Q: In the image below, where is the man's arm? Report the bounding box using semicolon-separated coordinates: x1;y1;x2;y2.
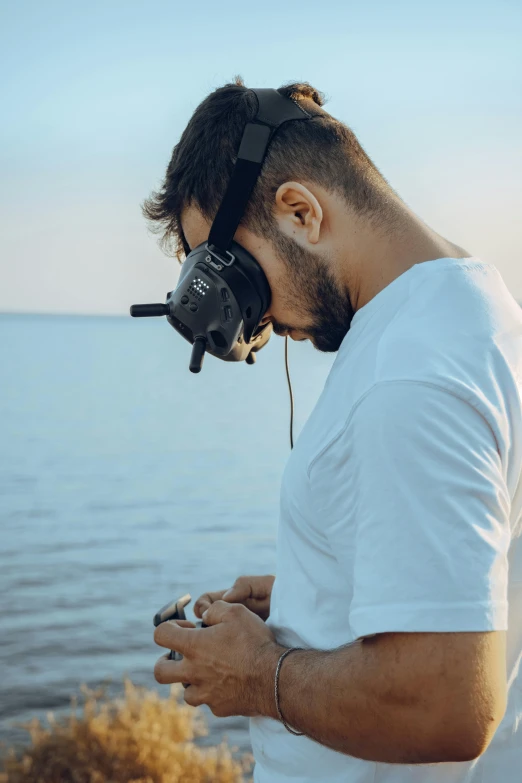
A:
154;601;507;763
257;629;507;764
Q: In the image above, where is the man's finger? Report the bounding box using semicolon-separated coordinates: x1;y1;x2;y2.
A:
154;620;196;653
183;685;205;708
193;590;228;617
202;599;245;626
225;576;270;602
222;580;252;602
166;619;197;628
154;653;192;685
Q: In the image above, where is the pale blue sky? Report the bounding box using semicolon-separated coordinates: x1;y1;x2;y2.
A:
1;0;521;314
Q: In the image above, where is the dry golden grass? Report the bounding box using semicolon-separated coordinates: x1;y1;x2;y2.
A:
0;679;253;783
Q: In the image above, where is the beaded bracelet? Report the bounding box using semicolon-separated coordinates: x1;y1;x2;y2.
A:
274;647;304;736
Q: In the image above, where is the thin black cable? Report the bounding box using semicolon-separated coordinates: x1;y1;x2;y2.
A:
284;336;294;450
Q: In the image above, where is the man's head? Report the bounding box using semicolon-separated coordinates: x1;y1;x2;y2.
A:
143;78;403;352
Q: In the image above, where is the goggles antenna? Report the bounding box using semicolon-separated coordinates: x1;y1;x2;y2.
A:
189;337;207;374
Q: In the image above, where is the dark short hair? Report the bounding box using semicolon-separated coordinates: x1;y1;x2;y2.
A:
143;76;400;262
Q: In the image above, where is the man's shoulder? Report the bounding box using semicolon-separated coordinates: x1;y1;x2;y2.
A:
322;259;522;454
373;258;521;389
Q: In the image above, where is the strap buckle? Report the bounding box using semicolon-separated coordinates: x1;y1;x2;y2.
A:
205;243;235;268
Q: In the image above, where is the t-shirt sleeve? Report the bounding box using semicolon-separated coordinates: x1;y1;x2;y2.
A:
308;381;511;640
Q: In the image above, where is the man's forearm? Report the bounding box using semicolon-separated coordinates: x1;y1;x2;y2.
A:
255;634;475;765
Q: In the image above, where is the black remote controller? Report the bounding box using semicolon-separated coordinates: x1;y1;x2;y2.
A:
153;593;207;688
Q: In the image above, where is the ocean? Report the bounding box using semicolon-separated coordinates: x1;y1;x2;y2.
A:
0;313;334;758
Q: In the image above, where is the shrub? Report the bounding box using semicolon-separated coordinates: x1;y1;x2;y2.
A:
0;679;253;782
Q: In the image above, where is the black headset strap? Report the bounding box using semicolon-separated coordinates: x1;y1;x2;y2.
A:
207;88;312;256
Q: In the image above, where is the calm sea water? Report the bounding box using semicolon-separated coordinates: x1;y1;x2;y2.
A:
0;313;334;757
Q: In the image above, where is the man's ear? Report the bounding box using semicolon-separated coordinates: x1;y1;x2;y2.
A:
274;181;323;244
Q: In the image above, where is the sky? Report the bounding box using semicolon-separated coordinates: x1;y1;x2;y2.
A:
0;0;521;314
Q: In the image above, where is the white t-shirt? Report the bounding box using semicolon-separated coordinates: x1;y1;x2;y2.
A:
249;256;522;783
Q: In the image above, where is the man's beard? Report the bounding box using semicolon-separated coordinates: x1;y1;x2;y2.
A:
269;229;355;352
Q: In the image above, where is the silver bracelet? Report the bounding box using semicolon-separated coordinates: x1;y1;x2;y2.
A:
274;647;304;736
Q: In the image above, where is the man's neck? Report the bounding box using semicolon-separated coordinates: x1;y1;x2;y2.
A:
338;205;471;313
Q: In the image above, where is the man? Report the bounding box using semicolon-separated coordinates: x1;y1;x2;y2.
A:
149;79;522;782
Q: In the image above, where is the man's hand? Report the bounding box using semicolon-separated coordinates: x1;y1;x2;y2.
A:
153;600;282;718
193;574;275;621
